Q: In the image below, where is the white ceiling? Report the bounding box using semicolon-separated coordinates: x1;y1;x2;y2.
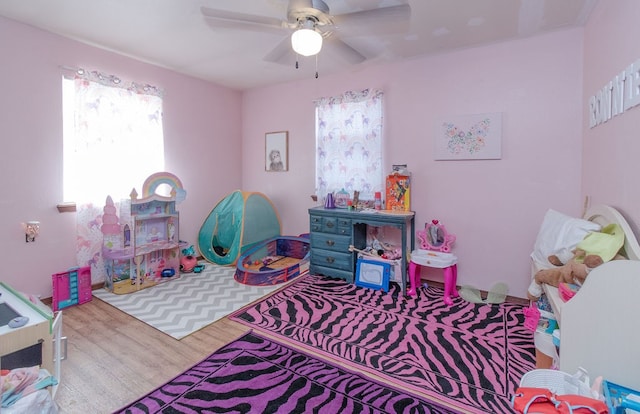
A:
0;0;598;90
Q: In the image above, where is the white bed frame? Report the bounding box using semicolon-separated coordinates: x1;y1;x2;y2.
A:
540;205;640;390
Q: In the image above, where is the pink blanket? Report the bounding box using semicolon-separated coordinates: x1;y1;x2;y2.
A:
1;366;57;407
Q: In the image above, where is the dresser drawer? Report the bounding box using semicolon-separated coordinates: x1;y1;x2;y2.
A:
309;215;322;232
310;215;352;234
310;249;353;272
310;233;351;253
336;217;352;235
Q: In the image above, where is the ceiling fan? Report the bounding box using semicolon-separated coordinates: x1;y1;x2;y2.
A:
200;0;411;67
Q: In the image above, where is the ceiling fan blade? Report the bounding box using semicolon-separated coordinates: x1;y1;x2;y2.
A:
263;35;366;66
325;36;366;64
203;19;287;36
263;36;296;65
201;6;288;31
331;4;411;36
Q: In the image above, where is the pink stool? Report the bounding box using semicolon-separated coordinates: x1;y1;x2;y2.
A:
407;250;458;306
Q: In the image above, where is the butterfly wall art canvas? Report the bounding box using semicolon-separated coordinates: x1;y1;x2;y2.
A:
435;112;502;160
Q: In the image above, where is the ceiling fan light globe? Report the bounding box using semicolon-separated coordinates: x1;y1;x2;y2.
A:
291;29;323;56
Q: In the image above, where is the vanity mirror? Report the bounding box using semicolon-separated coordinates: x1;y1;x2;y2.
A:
417;220;456;252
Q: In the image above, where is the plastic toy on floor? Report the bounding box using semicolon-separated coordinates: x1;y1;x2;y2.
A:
180;245;198;273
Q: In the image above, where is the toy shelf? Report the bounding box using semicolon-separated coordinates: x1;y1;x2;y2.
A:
102;247;135;260
103;240;181;260
52;266;92;311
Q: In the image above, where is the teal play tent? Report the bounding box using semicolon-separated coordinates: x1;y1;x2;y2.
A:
198;191;281;266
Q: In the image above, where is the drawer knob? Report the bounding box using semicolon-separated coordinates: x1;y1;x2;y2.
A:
326;221;334;228
325;240;335;246
325;257;335;264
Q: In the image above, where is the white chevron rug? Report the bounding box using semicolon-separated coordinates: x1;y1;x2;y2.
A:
92;263;285;339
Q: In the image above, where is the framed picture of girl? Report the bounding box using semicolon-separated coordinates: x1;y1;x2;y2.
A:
265;131;288;172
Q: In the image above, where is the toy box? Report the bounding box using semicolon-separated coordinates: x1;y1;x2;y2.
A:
385;173;410;211
603;380;640;414
356;254;401;284
52;266;92;311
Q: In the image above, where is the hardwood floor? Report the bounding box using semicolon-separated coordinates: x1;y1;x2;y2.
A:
55;298;248;413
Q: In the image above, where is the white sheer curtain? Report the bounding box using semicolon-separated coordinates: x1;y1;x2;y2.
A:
63;70;164;281
314;88;383;201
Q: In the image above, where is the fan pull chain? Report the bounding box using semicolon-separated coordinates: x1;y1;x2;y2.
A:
293;53;319;79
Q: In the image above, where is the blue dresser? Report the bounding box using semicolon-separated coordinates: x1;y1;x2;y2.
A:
308;207;415;293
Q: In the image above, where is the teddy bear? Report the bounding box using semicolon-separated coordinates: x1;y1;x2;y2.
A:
527;223;625;301
527;249;605;301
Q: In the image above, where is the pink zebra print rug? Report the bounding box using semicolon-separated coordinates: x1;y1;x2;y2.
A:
115;331;461;413
231;275;536;413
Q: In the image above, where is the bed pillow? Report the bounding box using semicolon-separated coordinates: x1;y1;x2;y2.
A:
531;209;601;267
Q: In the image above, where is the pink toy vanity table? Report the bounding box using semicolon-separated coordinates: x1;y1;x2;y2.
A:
408;220;458;305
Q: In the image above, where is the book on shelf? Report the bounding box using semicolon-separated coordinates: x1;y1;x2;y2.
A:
535;294;557;333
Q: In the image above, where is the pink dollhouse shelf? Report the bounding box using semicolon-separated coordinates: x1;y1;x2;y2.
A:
52;266;92;311
102;247;135;260
103;241;181;260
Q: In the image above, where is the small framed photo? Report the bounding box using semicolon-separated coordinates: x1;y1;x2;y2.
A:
265;131;288;172
355;258;391;291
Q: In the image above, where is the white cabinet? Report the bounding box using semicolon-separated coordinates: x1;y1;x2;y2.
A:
545;260;640;392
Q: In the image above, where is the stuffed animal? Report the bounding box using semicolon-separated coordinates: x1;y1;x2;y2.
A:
527;223;625;301
527;249;603;301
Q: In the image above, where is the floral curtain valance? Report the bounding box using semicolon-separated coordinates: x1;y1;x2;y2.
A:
72;68;164;97
314;88;383;107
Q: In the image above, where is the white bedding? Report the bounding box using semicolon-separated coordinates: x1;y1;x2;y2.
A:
531;208;601;267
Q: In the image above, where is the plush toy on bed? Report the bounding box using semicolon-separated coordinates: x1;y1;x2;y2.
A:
527;223;625;301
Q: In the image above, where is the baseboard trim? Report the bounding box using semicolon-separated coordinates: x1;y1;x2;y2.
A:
41;273;528;307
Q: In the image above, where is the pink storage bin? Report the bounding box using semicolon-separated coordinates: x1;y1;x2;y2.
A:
52;266;92;311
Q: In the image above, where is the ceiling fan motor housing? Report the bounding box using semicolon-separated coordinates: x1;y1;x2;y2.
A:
288;0;333;28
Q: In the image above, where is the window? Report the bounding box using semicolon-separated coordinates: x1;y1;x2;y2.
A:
63;70;165;280
62;71;164;204
314;89;383;201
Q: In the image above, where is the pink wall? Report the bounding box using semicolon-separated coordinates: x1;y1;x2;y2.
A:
582;0;640;233
6;3;633;301
242;29;585;298
0;16;242;298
